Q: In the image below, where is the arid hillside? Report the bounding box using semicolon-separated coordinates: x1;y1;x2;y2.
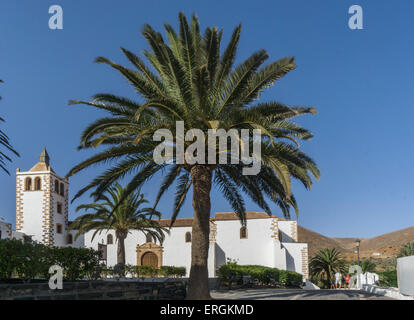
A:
298;225;414;261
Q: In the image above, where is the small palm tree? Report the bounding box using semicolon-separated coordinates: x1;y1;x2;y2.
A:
0;80;19;174
398;242;414;258
66;13;320;299
359;260;376;274
309;248;346;288
68;183;168;264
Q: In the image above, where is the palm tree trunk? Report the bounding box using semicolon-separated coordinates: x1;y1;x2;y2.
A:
187;165;212;300
116;230;127;265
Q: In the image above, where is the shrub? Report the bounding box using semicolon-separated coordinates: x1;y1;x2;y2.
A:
159;266;186;278
0;239;25;280
135;265;157;278
0;239;102;282
279;270;303;287
50;246;102;281
217;263;301;287
378;269;398;288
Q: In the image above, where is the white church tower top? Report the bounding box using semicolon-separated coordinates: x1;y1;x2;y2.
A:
16;148;69;246
27;147;53;172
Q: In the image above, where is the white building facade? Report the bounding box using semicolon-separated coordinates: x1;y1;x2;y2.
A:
12;150;309;279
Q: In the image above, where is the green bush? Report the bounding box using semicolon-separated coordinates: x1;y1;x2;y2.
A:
217;263;301;287
159;266;186;278
0;239;25;280
0;239;101;282
279;270;303;287
378;269;398;288
135;265;157;278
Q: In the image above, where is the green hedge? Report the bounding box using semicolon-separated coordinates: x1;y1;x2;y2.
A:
217;264;302;287
159;266;186;278
278;270;303;287
0;239;102;282
378;269;398;288
0;239;186;282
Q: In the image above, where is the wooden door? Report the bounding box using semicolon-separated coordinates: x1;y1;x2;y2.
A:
141;252;158;268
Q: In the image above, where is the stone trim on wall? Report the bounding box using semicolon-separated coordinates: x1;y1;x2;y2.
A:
15;174;24;231
291;220;298;242
270;217;280;241
301;246;309;279
209;221;217;242
64;182;69;228
41;174;53;246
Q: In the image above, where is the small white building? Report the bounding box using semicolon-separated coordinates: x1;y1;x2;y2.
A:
0;220;12;240
12;149;309;279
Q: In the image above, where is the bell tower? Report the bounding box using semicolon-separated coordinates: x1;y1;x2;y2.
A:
16;148;69;246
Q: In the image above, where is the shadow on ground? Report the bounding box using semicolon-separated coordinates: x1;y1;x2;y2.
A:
211;288;394;300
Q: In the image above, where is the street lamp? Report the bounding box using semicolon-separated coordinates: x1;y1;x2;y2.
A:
355;239;361;267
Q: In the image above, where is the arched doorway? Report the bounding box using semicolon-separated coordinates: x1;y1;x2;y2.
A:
141;252;158;268
136;242;163;268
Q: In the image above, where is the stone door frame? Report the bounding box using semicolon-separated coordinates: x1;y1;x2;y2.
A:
136;242;163;268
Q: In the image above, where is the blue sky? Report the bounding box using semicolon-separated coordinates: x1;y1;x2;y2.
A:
0;0;413;238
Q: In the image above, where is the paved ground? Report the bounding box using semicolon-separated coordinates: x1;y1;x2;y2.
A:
211;288;395;300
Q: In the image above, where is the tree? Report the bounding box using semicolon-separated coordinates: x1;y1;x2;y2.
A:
66;13;320;299
68;183;168;264
0;80;19;174
398;242;414;258
309;248;346;288
359;259;376;274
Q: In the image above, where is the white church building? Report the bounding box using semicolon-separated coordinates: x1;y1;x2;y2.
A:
10;149;309;279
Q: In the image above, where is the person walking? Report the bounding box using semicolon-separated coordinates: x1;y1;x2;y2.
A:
345;274;351;289
335;272;342;289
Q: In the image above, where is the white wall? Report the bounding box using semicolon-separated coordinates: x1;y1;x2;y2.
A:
67;230;84;248
83;218;306;278
281;242;307;275
397;255;414;296
85;227;194;276
20;186;44;243
278;221;294;242
214;219;275;268
162;226;193;276
273;240;287;270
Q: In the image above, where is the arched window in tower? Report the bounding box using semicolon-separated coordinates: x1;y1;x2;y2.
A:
54;180;59;193
146;233;153;243
240;226;248;239
66;234;73;245
60;183;64;196
34;177;41;190
107;234;113;245
25;177;32;191
185;232;192;243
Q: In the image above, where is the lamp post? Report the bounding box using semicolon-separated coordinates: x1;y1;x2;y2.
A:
355;239;361;267
354;239;361;289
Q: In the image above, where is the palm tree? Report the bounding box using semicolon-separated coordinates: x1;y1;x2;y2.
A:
398;242;414;258
68;182;168;264
66;13;320;299
309;248;346;288
359;259;376;274
0;80;19;174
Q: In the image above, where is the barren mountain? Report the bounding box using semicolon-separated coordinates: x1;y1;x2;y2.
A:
298;225;414;260
297;226;351;257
